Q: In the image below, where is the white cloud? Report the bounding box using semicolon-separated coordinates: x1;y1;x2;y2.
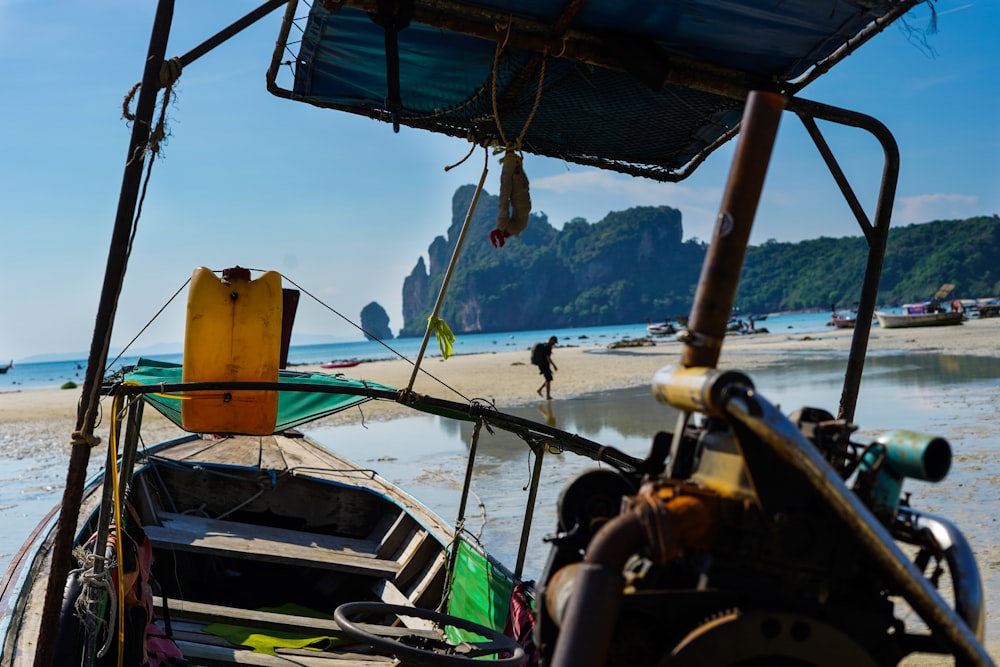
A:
893;193;981;224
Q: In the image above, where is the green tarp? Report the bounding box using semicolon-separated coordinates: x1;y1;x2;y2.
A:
445;540;517;645
122;358;398;433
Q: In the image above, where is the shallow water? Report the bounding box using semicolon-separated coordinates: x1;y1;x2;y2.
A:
2;352;999;640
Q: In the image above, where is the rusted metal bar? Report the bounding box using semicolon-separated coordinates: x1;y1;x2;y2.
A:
681;91;786;369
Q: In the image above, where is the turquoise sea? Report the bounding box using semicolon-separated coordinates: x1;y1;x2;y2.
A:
1;311;835;392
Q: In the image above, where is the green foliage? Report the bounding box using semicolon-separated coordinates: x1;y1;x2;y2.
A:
738;216;1000;311
401;191;999;335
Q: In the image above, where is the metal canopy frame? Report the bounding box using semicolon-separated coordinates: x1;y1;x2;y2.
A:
32;1;921;665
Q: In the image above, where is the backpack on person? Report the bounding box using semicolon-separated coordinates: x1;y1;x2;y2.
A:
530;343;546;367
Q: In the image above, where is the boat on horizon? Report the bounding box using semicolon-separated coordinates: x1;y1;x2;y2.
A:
1;2;991;666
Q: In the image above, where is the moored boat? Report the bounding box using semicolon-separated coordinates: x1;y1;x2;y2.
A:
831;312;857;329
875;307;965;329
645;319;678;337
1;337;638;666
2;1;993;666
320;359;362;369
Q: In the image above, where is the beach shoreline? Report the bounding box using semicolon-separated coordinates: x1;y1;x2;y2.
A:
3;317;999;440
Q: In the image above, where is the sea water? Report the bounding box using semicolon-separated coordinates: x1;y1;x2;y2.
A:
0;312;835;392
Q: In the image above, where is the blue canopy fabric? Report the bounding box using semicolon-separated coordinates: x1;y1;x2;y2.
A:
276;0;923;180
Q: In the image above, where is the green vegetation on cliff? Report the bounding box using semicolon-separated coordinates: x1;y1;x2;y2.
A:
400;189;998;336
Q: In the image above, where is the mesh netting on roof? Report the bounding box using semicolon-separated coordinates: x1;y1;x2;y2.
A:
283;0;909;180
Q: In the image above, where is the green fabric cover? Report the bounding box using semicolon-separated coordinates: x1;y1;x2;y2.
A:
445;539;516;647
203;603;349;655
123;358;397;433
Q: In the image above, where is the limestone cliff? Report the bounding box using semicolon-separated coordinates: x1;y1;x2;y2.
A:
400;185;700;336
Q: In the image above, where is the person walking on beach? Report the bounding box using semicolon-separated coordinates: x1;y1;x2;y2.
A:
532;336;558;399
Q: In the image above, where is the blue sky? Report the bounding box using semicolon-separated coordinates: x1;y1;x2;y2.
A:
1;1;997;362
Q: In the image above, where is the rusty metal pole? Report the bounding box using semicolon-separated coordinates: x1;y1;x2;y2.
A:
681;91;786;369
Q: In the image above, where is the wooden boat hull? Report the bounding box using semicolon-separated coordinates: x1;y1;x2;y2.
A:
874;311;964;329
831;314;857;329
646;325;676;337
0;432;516;665
320;360;362;369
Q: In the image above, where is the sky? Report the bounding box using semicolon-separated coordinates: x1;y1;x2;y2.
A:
1;1;997;363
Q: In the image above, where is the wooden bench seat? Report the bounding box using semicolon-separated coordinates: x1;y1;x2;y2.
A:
153;596;440;639
144;512;399;577
154;597;442;665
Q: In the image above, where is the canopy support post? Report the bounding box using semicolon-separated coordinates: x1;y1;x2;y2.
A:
405;148;488;393
33;2;176;665
514;443;545;580
786;97;898;423
681;90;786;370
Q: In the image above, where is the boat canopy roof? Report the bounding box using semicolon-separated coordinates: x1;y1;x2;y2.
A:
271;0;923;181
123;358;398;433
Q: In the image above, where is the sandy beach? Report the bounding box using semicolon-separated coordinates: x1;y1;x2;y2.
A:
2;317;999;663
3;317;998;434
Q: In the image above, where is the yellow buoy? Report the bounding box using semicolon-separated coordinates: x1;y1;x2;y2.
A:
181;266;282;435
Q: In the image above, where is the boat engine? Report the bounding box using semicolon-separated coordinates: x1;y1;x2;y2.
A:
535;367;984;667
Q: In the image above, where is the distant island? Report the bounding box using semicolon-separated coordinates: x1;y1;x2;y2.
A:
400;185;999;337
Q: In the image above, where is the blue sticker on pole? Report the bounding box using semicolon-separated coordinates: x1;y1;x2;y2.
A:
718;211;734;236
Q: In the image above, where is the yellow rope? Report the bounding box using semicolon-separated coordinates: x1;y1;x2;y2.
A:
108;390;126;667
428;315;456;359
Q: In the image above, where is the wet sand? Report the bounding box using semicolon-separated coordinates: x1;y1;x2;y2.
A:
2;317;998;663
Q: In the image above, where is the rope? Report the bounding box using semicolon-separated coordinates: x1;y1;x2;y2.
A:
443;137;478;172
106;277;191;372
108;390;127;667
277;272;472;402
489;28;547;246
72;547;117;658
405;147;490;393
428;315;456;359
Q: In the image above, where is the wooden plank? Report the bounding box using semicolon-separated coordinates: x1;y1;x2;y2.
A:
258;436;287;471
174;640;395;665
374;511;413;559
395;534;439;590
153;597;440;640
145;512;398;577
407;551;448;608
369;580;436;632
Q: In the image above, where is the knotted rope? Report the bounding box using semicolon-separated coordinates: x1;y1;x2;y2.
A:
489;25;546;248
